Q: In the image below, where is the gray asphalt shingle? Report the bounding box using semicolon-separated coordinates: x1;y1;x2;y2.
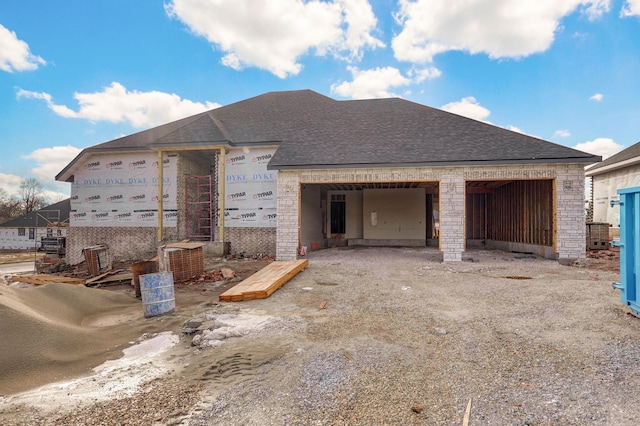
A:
0;199;71;227
56;90;600;180
586;140;640;174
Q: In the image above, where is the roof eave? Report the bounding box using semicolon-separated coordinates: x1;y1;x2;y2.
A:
268;156;602;171
585;155;640;177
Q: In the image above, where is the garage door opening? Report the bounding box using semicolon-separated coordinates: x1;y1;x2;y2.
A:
466;180;554;257
300;182;439;252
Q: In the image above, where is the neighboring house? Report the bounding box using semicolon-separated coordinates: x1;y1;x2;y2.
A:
0;198;70;250
586;140;640;228
56;90;599;264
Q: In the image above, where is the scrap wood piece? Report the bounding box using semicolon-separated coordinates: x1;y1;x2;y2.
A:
85;268;125;282
85;271;133;286
85;270;113;284
10;274;86;286
161;242;206;250
219;259;309;302
462;398;472;426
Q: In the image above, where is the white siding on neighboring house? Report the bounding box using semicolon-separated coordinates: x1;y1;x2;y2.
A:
592;163;640;226
0;227;67;250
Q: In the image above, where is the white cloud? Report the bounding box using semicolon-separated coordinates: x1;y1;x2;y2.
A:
0;24;46;72
16;83;220;128
165;0;384;78
440;97;536;136
554;129;571;138
574;137;623;159
0;173;24;197
441;96;491;122
392;0;610;63
506;125;525;134
589;92;603;101
583;0;611;19
0;146;76;202
621;0;640;16
23;145;82;183
409;66;442;82
331;65;440;99
339;0;387;61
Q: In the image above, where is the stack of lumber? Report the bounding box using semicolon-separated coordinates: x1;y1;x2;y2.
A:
219;259;309;302
10;274;86;286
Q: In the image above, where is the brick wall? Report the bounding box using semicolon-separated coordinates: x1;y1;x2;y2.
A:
276;172;300;260
440;170;465;261
555;164;587;261
66;226;179;265
225;227;276;257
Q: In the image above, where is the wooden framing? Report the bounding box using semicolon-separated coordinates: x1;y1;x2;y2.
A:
465;179;554;246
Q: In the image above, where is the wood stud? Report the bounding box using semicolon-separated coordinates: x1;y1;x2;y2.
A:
466;180;553;246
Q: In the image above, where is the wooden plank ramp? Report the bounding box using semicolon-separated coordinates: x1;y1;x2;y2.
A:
219;259;309;302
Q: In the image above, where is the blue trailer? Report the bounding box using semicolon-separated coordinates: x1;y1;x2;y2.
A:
611;186;640;317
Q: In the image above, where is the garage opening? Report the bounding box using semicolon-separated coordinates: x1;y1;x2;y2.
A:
300;182;439;252
466;180;554;256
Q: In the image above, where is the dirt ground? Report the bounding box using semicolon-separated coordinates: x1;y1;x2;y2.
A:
1;246;639;425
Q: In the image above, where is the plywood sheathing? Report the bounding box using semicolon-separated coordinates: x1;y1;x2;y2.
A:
219;259;309;302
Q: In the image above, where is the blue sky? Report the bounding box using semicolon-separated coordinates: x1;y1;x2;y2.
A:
1;0;639;202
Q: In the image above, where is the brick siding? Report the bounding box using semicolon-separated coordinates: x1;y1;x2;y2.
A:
66;226;179;265
225;227;276;257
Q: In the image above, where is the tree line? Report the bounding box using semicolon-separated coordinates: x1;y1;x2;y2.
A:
0;178;49;224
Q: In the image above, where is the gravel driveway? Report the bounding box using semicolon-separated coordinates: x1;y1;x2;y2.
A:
4;246;639;426
190;247;637;425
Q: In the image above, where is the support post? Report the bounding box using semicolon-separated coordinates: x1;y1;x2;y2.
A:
157;150;164;241
219;149;226;242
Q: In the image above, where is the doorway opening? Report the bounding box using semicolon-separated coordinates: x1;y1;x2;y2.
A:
330;194;346;234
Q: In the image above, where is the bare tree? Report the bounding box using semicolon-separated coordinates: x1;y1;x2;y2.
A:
19;178;48;214
0;188;22;224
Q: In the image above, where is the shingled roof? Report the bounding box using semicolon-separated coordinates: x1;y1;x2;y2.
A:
585;140;640;175
0;198;70;227
56;90;600;180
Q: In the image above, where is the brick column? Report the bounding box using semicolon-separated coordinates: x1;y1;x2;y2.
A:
276;172;300;260
440;171;465;261
555;165;587;262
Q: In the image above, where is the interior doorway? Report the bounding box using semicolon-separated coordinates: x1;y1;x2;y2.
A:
330;194;346;234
